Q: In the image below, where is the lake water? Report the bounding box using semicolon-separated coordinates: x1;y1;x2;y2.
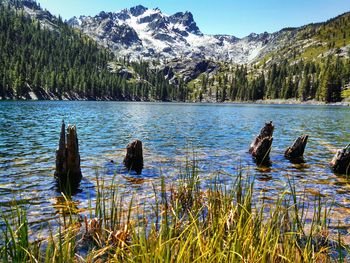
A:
1;101;350;239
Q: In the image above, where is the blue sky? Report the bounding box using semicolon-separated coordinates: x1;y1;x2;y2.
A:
36;0;350;38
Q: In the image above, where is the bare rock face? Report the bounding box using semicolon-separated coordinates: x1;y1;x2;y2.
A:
123;140;143;175
67;5;279;64
249;121;274;165
163;59;219;84
330;144;350;175
285;135;309;161
55;121;82;191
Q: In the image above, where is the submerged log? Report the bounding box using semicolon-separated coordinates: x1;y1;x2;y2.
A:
249;121;274;165
124;140;143;175
285;135;309;161
330;144;350;175
54;121;82;191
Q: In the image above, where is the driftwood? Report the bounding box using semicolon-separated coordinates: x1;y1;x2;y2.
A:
55;121;82;191
285;135;309;162
124;140;143;175
330;144;350;175
249;121;274;165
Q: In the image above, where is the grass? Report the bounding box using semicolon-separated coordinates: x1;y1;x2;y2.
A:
342;88;350;100
0;159;348;262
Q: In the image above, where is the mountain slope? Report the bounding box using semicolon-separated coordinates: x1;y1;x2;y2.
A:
68;5;271;64
68;5;350;67
256;12;350;66
1;0;349;103
168;11;350;103
0;0;177;100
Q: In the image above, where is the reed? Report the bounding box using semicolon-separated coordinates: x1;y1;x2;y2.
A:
0;159;348;262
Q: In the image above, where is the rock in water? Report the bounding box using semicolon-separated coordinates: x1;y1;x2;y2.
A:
285;135;309;161
55;121;82;191
330;144;350;175
249;121;274;165
124;140;143;175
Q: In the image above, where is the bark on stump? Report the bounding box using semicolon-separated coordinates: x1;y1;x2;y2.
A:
55;121;82;191
330;144;350;175
285;135;309;162
249;121;274;165
124;140;143;175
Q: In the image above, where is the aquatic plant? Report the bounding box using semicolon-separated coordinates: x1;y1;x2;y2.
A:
0;160;348;262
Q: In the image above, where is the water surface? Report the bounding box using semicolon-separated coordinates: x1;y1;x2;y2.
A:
1;101;350;238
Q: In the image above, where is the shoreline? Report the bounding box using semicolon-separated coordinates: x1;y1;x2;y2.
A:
251;99;350;106
1;97;349;106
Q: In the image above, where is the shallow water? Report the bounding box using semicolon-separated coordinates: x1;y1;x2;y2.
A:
0;101;350;238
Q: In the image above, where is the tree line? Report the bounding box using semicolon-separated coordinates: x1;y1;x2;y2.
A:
189;56;350;103
0;1;349;102
0;2;176;100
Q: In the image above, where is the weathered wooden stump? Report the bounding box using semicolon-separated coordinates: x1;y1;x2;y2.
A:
249;121;274;165
285;135;309;162
54;121;82;191
124;140;143;175
330;144;350;175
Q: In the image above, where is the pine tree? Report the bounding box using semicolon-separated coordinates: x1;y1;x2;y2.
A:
299;73;310;101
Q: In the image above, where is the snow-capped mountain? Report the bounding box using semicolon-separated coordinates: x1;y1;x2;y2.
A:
14;1;339;67
68;5;291;64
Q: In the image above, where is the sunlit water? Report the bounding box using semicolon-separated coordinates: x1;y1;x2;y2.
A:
0;101;350;240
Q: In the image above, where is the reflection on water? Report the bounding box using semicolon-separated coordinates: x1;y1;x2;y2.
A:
0;101;350;238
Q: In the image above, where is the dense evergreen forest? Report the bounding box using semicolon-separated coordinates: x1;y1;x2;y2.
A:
189;56;350;103
187;13;350;103
0;0;349;102
0;2;174;100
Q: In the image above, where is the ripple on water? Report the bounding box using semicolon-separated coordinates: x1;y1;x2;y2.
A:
0;101;350;239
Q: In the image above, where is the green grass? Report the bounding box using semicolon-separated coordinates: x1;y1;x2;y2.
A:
342;88;350;99
0;160;348;262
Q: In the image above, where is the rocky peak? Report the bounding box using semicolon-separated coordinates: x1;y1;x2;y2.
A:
22;0;40;10
214;34;240;44
4;0;58;29
139;12;162;24
69;5;269;64
96;11;112;20
109;24;141;46
148;16;169;32
129;5;148;17
114;11;130;21
5;0;40;10
247;32;271;42
169;11;202;35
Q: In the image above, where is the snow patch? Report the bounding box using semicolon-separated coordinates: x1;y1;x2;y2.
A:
69;6;283;64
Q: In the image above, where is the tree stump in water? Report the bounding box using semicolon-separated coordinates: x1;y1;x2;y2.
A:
285;135;309;162
55;121;82;191
330;144;350;175
249;121;274;165
124;140;143;175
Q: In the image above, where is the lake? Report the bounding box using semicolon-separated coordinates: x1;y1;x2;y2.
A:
1;101;350;239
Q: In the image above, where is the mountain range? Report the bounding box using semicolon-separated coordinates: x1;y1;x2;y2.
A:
66;5;290;64
67;5;350;66
11;0;350;66
1;0;350;102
